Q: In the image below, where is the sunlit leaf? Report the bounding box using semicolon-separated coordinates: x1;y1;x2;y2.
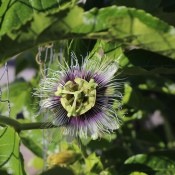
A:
0;0;77;36
0;2;83;63
0;126;25;174
1;5;175;62
129;172;148;175
75;6;175;59
85;153;103;174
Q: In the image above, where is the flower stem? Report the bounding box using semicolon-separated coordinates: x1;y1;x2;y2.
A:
77;136;88;158
0;115;56;132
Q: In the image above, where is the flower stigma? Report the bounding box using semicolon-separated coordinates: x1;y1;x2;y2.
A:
55;78;98;117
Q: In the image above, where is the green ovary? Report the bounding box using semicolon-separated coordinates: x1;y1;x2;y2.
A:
55;78;97;117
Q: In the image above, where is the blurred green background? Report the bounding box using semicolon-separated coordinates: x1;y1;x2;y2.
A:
0;0;175;174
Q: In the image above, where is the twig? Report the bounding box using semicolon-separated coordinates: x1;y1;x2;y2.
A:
0;115;57;132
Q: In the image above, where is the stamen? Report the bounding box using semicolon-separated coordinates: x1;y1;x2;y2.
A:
55;78;97;117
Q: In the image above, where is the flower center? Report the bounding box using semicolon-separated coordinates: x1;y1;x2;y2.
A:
55;78;97;117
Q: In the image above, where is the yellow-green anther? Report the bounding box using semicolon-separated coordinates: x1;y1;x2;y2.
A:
55;78;97;117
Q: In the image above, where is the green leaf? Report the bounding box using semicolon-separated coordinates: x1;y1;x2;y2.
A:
0;126;26;174
0;79;34;119
1;6;175;63
0;0;76;36
120;49;175;76
85;153;103;174
75;6;175;59
125;152;175;175
129;172;148;175
89;40;125;63
89;41;175;76
119;163;155;175
0;0;33;36
0;1;83;63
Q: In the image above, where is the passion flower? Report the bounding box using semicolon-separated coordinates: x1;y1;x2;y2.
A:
35;52;122;139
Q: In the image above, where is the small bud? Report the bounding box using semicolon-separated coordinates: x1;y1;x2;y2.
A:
47;150;81;167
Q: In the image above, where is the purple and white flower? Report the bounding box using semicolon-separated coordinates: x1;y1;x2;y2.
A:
35;52;122;139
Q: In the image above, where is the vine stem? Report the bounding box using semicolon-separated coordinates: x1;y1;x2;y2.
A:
0;115;57;132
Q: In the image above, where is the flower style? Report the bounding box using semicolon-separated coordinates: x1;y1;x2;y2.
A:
35;52;122;139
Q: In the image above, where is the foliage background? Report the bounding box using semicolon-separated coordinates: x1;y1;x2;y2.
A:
0;0;175;174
